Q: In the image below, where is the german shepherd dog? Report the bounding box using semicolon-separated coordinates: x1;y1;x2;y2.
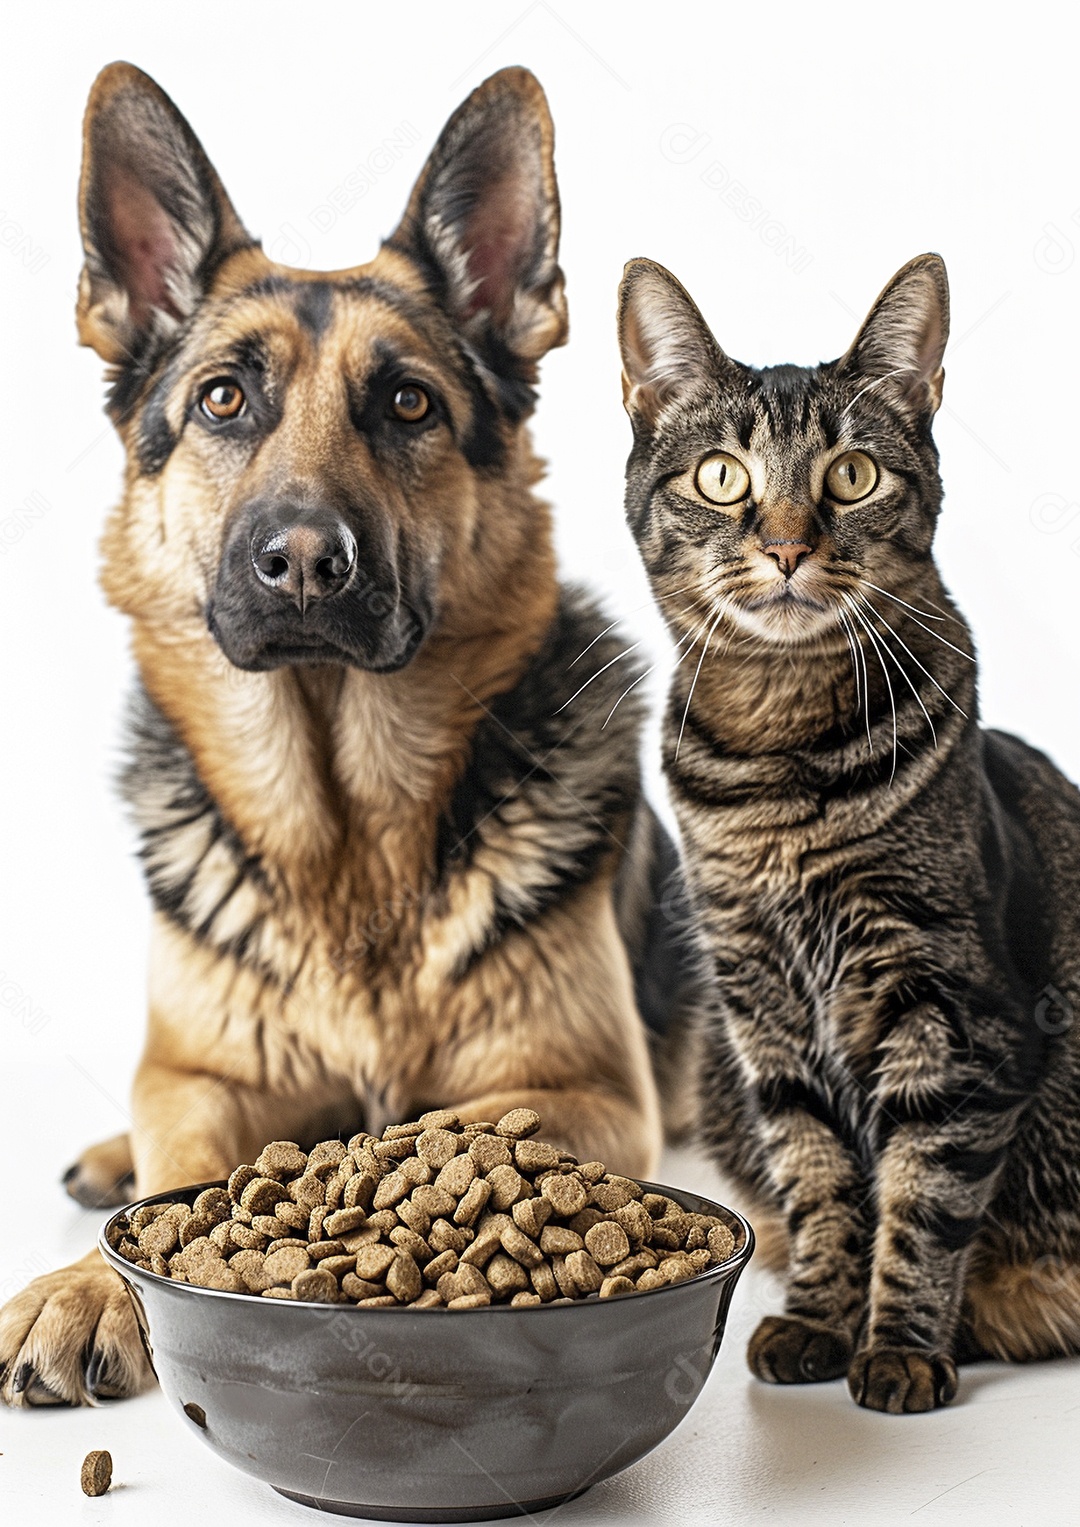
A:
0;64;698;1407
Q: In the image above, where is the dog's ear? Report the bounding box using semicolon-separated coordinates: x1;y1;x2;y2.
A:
618;258;728;431
77;62;251;367
388;67;567;386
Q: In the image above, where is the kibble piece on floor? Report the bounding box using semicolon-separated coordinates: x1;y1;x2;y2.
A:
108;1111;738;1309
80;1451;112;1497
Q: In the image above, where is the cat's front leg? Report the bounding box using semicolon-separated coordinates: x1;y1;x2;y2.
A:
746;1085;871;1384
852;1072;1022;1414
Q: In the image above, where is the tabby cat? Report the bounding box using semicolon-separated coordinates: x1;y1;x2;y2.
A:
617;252;1080;1412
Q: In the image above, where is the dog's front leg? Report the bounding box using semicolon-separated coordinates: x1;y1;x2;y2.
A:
0;1059;302;1408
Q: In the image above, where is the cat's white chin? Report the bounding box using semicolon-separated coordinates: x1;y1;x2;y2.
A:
727;594;837;647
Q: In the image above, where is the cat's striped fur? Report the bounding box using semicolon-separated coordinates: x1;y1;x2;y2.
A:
619;254;1080;1412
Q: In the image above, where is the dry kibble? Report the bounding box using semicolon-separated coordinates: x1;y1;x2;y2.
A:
355;1244;397;1281
540;1172;589;1218
263;1246;311;1284
293;1267;339;1303
468;1134;513;1172
396;1199;431;1237
486;1252;530;1295
453;1177;492;1227
495;1108;542;1139
584;1221;631;1268
307;1239;346;1262
708;1224;736;1264
589;1181;634;1212
418;1108;460;1131
486;1164;528;1211
423;1249;459;1284
307;1139;347;1170
428;1218;470;1255
274;1200;311;1233
324;1207;368;1237
399;1155;433;1186
288;1172;326;1209
565;1250;604;1294
241;1177;290;1216
539;1224;584;1257
255;1141;308;1180
109;1112;737;1311
529;1262;559;1301
341;1274;386;1300
412;1184;457;1220
80;1450;112;1497
436;1154;476;1197
500;1221;543;1268
514;1139;561;1173
373;1171;410;1212
512;1197;552;1238
416;1128;460;1170
386;1251;423;1303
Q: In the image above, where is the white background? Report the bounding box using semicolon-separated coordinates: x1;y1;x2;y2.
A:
1;2;1078;1522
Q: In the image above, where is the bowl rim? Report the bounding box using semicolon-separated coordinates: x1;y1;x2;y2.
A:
99;1176;754;1314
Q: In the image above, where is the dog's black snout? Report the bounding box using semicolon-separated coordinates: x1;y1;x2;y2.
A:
250;514;357;606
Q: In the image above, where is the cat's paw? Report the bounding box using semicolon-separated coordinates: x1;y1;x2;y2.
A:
848;1346;958;1413
747;1314;854;1383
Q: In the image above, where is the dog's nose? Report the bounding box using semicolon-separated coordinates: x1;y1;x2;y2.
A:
763;541;813;578
250;516;357;606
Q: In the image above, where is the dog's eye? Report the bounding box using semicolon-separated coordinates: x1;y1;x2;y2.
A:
391;385;430;423
200;380;246;420
826;450;878;504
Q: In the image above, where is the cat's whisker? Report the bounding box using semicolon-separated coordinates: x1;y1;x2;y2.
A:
568;583;697;667
838;603;873;755
835;606;863;723
844;595;897;782
857;594;970;720
858;583;975;663
858;606;938;749
858;579;945;622
601;618;703;728
859;578;969;633
555;641;642;713
674;600;729;761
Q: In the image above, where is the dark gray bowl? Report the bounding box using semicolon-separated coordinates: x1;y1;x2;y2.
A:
100;1180;753;1522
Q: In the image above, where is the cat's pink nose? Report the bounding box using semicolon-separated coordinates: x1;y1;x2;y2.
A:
764;542;813;578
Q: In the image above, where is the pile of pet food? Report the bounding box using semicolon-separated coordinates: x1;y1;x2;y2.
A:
107;1109;736;1307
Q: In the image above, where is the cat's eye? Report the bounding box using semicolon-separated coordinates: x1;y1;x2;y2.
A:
200;379;246;420
392;385;431;423
826;451;878;504
695;451;750;507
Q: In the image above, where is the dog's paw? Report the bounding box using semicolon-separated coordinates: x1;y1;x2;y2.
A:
62;1132;135;1208
848;1346;958;1413
0;1250;154;1407
748;1314;854;1384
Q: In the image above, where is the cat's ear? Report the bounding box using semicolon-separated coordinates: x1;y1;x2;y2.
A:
387;68;567;379
618;259;727;430
839;254;950;415
78;62;251;367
